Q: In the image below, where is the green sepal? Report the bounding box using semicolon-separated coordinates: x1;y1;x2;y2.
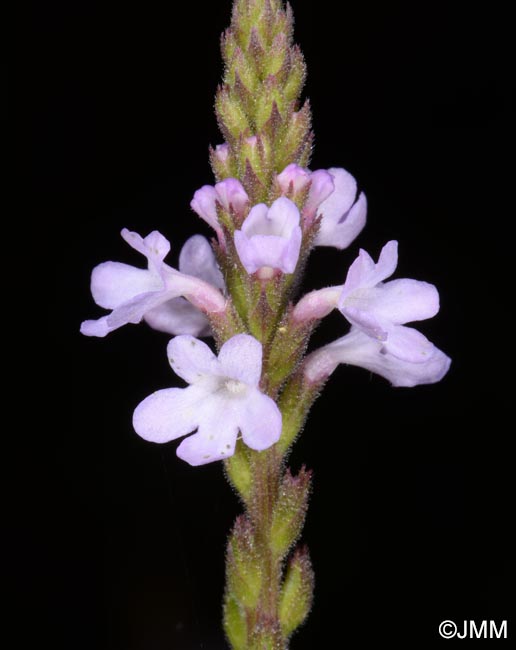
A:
270;466;311;559
284;45;307;105
226;516;263;609
279;546;314;638
216;86;251;143
224;439;254;502
223;593;248;650
276;371;318;455
265;312;312;391
209;144;237;181
275;99;312;171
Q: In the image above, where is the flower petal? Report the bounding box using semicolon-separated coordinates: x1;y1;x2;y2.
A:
80;316;110;337
235;231;298;274
167;335;218;383
303;169;335;221
235;198;301;274
218;334;262;386
90;262;162;310
373;240;399;285
383;324;436;363
215;178;249;216
179;235;224;290
106;290;173;330
341;241;398;296
121;228;170;263
277;163;311;195
315;167;365;248
366;279;440;324
176;417;239;465
341;248;377;295
191;185;219;231
133;386;203;443
266;197;301;236
321;328;451;387
317;191;367;249
144;298;211;336
237;389;282;451
241;203;271;236
282;225;303;273
319;168;357;217
340;306;389;341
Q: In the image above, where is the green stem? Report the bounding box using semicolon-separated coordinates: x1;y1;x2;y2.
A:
246;447;285;649
254;448;281;618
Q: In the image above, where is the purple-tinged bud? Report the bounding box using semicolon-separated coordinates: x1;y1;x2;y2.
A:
191;179;249;239
210;143;234;181
276;163;311;198
191;186;219;232
215;178;249;221
215;142;230;163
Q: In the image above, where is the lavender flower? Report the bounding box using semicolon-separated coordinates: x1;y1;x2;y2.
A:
191;178;249;241
275;163;367;248
81;229;225;338
234;197;302;275
295;240;451;386
304;327;451;388
313;167;367;248
133;334;282;465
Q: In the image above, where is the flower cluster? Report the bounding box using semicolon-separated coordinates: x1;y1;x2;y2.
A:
81;1;452;644
82;164;450;464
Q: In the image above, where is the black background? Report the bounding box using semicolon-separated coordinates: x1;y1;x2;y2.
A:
27;0;513;648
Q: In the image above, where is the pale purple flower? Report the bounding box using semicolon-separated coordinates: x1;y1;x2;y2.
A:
303;327;451;388
233;197;302;275
133;334;282;465
275;164;366;248
275;163;335;225
191;178;249;238
295;240;451;386
81;229;225;338
337;241;440;361
314;167;367;249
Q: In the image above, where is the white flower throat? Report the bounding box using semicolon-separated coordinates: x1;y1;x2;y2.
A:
224;378;248;395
